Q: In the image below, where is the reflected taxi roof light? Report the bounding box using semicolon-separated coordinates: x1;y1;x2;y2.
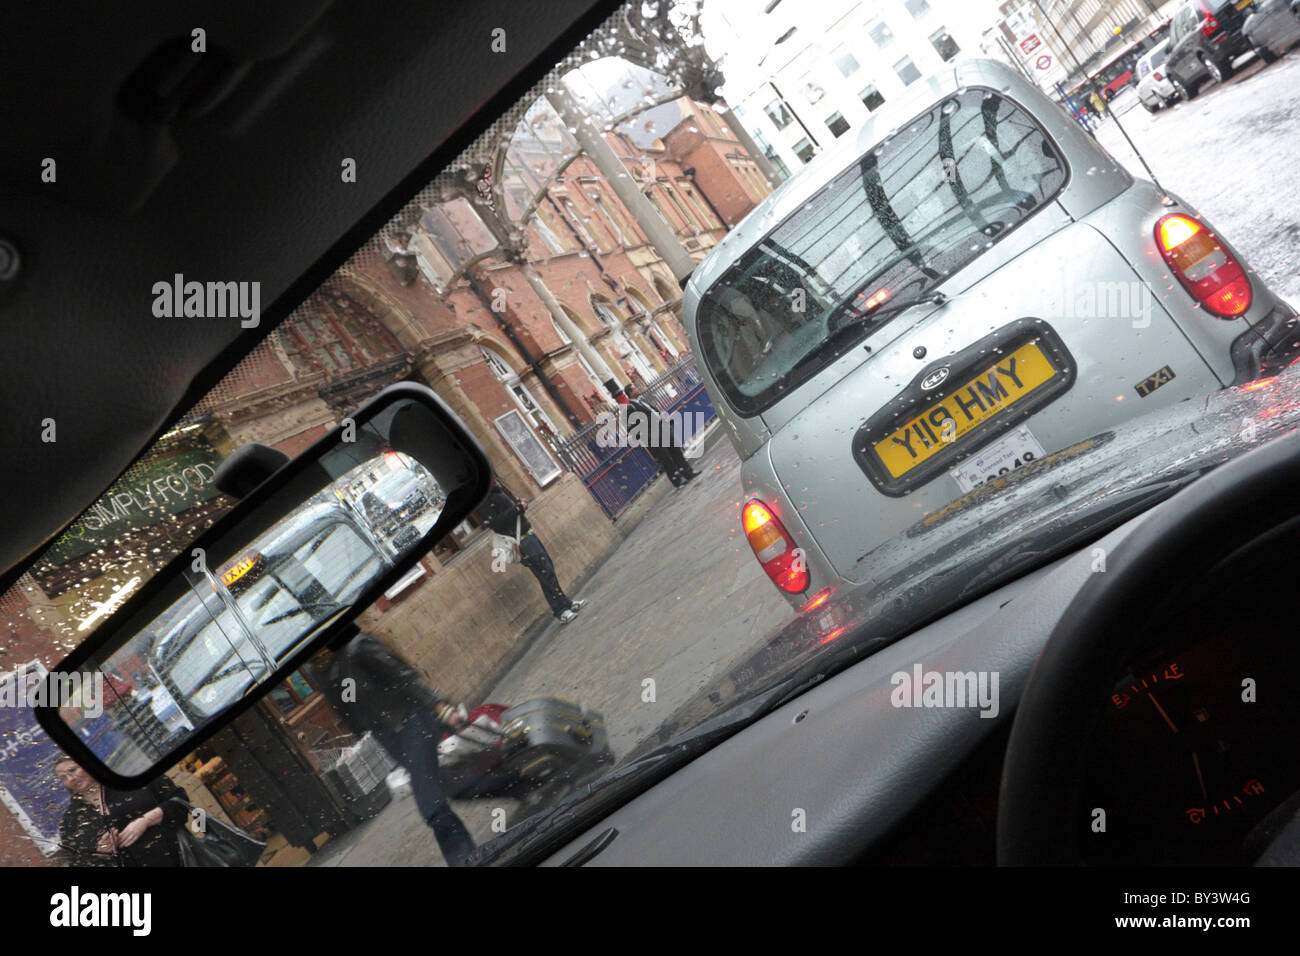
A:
220;554;259;587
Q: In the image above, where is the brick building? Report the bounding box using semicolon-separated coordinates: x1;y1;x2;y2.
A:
0;93;771;863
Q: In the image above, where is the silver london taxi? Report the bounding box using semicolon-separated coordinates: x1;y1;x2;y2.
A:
682;58;1300;608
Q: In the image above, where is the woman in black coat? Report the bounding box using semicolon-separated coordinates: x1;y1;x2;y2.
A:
55;757;191;867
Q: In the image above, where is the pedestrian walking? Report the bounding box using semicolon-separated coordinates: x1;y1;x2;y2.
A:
321;630;478;866
477;480;586;624
1089;88;1107;119
624;384;698;487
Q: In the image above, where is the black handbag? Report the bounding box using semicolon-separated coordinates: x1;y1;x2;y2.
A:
168;799;266;867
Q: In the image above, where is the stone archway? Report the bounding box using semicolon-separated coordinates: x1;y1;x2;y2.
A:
333;268;430;353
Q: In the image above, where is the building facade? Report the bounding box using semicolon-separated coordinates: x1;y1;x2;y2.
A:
702;0;1004;171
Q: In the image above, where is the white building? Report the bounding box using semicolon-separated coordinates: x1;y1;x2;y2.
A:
701;0;1005;173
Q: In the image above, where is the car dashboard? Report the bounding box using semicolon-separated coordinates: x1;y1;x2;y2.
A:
537;500;1300;866
1081;540;1300;865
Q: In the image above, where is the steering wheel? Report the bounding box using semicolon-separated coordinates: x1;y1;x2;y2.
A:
998;429;1300;865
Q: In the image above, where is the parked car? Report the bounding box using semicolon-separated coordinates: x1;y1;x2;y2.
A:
1135;39;1179;110
682;57;1300;608
1165;0;1258;99
1243;0;1300;61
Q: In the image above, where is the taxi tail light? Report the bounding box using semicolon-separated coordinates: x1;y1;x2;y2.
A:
1155;213;1252;318
1152;70;1164;81
1201;13;1218;36
742;499;809;594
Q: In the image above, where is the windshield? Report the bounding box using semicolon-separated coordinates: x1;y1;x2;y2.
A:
5;0;1300;872
696;88;1066;414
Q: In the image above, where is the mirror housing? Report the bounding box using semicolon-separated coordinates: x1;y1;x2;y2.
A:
34;382;491;788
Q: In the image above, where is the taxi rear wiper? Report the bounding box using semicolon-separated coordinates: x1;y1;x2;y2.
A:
829;290;949;334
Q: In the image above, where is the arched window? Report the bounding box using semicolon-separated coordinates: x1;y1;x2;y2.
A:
480;346;560;437
550;315;572;345
530;213;567;255
591;298;657;383
653;276;679;304
591;298;621;328
574;350;603;392
480;346;562;485
560;197;597;249
626;286;680;360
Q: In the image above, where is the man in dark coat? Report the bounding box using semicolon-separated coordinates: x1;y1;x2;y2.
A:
476;481;586;624
321;631;478;867
624;385;698;487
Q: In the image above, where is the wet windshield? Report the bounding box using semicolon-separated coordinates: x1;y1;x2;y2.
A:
4;0;1300;870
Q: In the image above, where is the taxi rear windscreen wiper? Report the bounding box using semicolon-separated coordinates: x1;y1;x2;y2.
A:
836;289;949;329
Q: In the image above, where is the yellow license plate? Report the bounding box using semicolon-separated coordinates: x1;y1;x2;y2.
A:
1235;0;1253;9
873;340;1059;479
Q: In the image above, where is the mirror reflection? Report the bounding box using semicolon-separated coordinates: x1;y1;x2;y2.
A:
56;398;466;777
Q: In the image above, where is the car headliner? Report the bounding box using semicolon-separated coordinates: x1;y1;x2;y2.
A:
0;0;611;590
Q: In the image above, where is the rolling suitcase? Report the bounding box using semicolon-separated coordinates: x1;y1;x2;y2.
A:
437;697;615;805
498;697;614;796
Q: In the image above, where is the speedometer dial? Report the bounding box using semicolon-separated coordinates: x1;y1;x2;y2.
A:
1081;614;1300;865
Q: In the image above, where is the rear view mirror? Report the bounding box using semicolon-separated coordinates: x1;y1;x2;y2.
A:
34;383;490;787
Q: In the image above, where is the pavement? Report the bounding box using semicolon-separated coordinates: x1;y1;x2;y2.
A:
307;436;796;866
1095;46;1300;307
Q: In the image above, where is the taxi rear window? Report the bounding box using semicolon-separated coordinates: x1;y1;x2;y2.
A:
695;88;1067;416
